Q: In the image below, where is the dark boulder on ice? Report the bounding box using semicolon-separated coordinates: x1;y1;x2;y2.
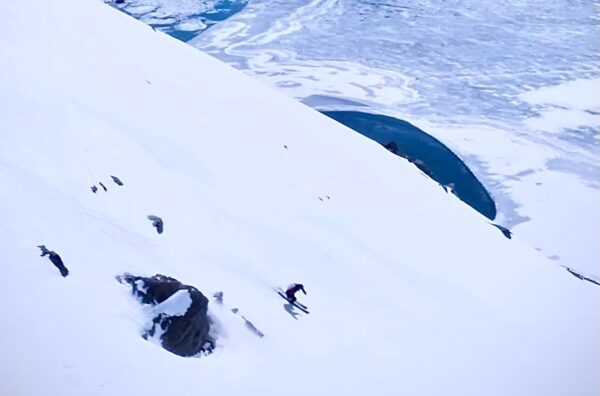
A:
117;274;213;357
37;245;69;277
147;215;163;234
384;141;399;154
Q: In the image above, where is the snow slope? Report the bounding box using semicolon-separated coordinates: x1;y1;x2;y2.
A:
190;0;600;276
0;1;598;395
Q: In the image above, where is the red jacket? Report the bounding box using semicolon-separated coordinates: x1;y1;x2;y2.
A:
285;283;306;298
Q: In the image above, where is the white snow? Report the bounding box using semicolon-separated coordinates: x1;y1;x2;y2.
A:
176;20;207;32
520;78;600;137
521;79;600;111
140;289;193;348
0;1;598;396
134;279;148;294
152;289;192;317
118;0;212;17
191;0;600;276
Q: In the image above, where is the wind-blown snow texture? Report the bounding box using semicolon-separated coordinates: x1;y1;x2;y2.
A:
0;1;598;395
191;0;600;276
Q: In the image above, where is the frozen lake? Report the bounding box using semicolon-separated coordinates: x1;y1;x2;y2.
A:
109;0;247;41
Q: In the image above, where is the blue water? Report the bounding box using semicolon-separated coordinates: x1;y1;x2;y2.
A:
323;111;497;220
110;0;248;42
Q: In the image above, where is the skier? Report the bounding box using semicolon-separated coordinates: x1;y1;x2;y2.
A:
285;283;306;303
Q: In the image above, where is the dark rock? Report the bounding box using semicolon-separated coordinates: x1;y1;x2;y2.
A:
99;182;107;192
37;245;69;277
563;266;600;286
492;224;512;239
91;185;98;193
117;274;213;357
110;175;124;186
441;182;456;193
213;291;224;304
384;141;399;154
147;215;163;234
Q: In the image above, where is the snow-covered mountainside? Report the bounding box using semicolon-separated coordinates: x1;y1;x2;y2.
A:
190;0;600;276
0;1;598;395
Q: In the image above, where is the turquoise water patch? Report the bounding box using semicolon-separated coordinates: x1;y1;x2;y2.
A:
109;0;247;42
323;111;497;220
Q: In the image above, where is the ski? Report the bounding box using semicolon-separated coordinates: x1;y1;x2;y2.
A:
276;288;308;308
276;291;310;314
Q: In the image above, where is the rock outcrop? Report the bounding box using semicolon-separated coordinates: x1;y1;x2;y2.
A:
147;215;163;234
384;141;399;154
110;175;124;186
117;274;213;357
563;266;600;286
37;245;69;277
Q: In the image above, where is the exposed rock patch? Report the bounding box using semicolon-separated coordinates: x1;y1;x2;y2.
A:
37;245;69;277
117;274;213;357
563;266;600;286
111;175;124;186
147;215;163;234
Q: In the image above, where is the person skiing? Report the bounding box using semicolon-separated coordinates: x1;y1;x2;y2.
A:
285;283;306;303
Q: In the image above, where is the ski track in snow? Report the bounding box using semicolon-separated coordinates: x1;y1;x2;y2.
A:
191;0;600;275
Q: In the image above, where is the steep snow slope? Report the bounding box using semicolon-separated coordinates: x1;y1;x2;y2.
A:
0;1;598;395
190;0;600;276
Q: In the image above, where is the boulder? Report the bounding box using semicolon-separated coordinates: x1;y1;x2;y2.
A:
110;175;124;186
37;245;69;277
147;215;164;234
118;274;213;357
383;141;399;154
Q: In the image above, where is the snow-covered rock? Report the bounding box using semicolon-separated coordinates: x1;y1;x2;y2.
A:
118;274;212;356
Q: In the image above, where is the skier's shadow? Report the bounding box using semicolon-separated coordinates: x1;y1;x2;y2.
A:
284;303;301;320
